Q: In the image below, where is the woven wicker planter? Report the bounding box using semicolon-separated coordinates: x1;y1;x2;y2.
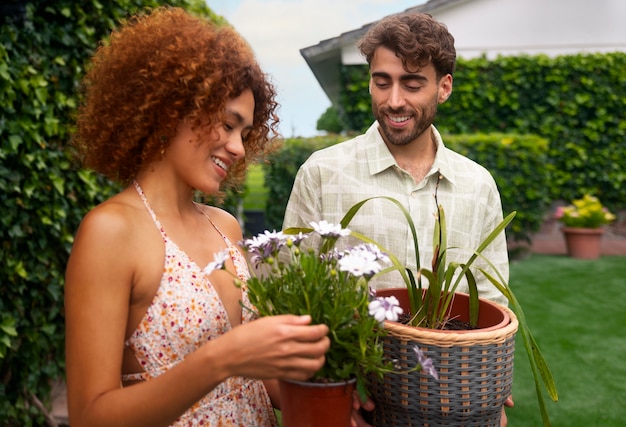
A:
370;288;518;427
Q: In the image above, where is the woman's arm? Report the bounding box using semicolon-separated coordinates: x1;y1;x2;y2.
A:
65;203;330;427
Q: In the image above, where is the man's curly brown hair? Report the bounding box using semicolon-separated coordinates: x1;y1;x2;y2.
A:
357;12;456;80
72;6;280;191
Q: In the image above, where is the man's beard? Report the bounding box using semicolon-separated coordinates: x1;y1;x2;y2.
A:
374;95;438;146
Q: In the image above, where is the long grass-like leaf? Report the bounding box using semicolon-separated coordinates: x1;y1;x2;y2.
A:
463;268;479;327
435;203;447;273
328;196;424;315
405;268;422;317
482;268;558;398
481;268;558;427
450;211;516;293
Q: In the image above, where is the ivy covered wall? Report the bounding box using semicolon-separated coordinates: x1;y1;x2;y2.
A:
339;53;626;211
0;1;218;424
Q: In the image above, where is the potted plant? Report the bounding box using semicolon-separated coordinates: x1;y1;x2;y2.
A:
206;221;436;427
331;177;558;427
207;181;558;426
555;194;616;259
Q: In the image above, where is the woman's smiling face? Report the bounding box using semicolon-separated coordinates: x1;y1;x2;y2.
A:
166;89;254;195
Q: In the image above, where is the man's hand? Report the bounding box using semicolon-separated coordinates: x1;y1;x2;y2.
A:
351;391;375;427
501;395;514;427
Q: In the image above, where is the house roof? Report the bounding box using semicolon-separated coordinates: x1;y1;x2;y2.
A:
299;0;468;104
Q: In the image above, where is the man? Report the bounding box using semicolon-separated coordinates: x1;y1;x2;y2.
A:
284;12;508;306
283;12;513;425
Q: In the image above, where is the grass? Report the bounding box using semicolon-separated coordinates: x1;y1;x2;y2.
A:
243;164;267;211
507;254;626;426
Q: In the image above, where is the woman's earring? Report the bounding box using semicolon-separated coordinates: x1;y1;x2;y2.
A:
159;136;168;158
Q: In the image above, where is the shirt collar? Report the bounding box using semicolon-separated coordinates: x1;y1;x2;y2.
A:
430;126;457;187
364;121;457;187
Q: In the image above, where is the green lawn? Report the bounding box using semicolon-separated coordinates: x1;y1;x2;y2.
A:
507;254;626;426
243;164;267;211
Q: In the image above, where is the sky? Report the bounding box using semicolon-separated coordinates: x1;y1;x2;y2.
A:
207;0;427;137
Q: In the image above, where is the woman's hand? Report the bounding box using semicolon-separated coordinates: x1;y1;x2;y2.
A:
221;314;330;382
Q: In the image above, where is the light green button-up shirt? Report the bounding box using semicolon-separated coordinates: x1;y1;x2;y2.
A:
283;122;509;306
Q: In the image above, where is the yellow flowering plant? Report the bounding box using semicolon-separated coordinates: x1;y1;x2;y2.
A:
555;194;616;228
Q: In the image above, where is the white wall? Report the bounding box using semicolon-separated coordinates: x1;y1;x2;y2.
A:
441;0;626;58
341;0;626;62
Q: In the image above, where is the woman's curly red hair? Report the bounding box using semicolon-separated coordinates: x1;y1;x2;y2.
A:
72;6;280;191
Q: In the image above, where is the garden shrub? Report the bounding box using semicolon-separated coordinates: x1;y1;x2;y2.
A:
445;133;551;243
264;135;348;230
438;53;625;210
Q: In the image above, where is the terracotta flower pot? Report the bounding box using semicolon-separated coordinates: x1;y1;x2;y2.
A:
562;226;604;259
382;287;511;332
279;378;355;427
370;288;518;427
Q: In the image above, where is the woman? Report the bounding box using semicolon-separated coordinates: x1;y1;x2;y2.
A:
65;7;329;427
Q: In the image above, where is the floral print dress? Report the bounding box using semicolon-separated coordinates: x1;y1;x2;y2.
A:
123;181;278;426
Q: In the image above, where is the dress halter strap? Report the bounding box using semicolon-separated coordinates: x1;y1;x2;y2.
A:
133;180;167;239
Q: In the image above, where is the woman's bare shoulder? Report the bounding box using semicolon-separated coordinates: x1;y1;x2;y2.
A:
70;188;160;266
78;191;144;239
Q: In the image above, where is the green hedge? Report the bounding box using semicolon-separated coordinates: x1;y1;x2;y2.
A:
0;1;216;424
445;133;551;243
340;53;626;211
339;64;371;133
264;135;349;230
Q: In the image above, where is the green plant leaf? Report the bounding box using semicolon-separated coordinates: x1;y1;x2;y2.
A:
481;268;558;427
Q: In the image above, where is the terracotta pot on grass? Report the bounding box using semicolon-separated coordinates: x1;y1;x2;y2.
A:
562;227;604;259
